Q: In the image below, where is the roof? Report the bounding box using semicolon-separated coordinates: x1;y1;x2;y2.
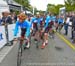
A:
10;1;22;6
5;0;22;6
0;0;8;6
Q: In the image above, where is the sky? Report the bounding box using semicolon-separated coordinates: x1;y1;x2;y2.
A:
30;0;65;11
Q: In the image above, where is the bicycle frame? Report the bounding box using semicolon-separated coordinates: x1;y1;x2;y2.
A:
17;39;23;66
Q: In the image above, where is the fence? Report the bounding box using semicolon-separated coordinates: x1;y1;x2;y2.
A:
0;24;21;49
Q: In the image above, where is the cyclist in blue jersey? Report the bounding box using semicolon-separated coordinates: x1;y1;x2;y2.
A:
41;13;51;49
51;15;56;26
31;14;45;46
58;16;64;33
30;15;39;43
14;13;30;49
39;15;45;29
31;16;38;36
55;15;59;31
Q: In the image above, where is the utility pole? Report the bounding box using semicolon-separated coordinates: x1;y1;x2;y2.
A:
33;7;35;15
21;0;23;12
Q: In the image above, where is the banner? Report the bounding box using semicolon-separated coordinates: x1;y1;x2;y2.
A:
8;24;15;41
0;26;7;49
8;24;21;41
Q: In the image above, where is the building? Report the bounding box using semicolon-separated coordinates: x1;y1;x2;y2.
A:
3;0;22;11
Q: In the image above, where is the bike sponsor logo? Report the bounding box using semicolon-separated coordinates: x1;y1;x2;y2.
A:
0;33;3;41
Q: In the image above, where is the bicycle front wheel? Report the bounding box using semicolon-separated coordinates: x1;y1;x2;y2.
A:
17;42;22;66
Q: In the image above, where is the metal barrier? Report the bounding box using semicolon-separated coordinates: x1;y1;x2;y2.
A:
0;24;21;49
0;26;7;49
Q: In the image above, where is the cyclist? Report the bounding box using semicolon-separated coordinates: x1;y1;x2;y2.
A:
30;14;45;48
41;13;51;49
31;14;41;43
31;15;37;36
48;14;55;38
58;15;64;33
39;14;45;40
14;13;30;49
39;14;45;29
55;15;59;32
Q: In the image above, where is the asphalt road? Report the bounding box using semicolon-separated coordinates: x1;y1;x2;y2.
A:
0;30;75;66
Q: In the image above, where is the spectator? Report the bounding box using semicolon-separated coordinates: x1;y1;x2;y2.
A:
11;13;15;23
72;13;75;43
70;12;74;39
64;15;70;35
12;12;17;22
2;11;12;25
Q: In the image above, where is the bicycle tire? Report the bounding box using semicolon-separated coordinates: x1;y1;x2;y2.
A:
36;42;39;48
17;50;21;66
17;40;23;66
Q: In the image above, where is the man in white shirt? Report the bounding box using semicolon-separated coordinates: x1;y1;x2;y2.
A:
64;15;70;35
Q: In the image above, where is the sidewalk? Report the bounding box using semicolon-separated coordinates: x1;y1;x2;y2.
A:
59;26;75;46
0;41;17;64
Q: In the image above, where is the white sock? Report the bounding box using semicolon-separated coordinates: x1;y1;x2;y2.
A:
26;42;30;48
45;40;48;43
43;42;45;46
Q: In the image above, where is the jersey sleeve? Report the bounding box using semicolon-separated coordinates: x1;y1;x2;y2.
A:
25;21;31;38
14;21;19;36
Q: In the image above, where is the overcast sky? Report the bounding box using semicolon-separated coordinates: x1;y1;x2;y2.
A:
30;0;65;11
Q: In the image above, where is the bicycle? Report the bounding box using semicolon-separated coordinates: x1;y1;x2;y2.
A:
48;21;55;39
49;28;55;39
35;24;45;49
17;37;23;66
58;23;63;33
17;36;31;66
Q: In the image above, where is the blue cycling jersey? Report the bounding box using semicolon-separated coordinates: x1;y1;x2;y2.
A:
31;17;44;27
44;15;51;29
31;17;36;23
40;17;43;22
51;16;56;22
58;18;64;24
14;20;30;38
26;20;32;28
31;17;37;27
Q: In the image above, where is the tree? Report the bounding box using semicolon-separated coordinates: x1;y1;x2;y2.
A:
65;0;75;5
14;0;30;9
47;4;55;13
65;0;75;12
47;4;64;14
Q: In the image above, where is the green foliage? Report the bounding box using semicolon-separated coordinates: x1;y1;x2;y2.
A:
47;4;64;14
14;0;30;9
65;0;75;12
65;0;75;5
47;0;75;14
14;0;38;14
